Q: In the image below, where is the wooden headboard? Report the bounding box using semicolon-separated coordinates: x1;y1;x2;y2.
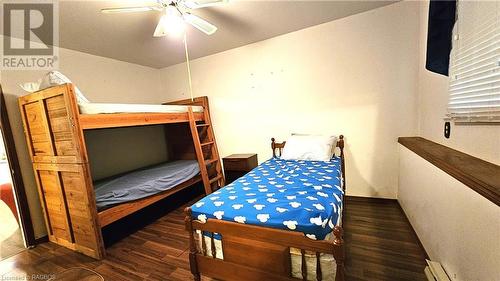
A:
271;135;344;158
271;135;346;192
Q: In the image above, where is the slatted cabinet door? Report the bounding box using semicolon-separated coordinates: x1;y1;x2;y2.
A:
19;84;87;164
33;163;104;258
19;84;105;259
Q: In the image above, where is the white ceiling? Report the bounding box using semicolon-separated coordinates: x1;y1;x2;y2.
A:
59;1;397;68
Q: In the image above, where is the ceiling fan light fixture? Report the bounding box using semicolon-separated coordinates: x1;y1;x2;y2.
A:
153;5;186;37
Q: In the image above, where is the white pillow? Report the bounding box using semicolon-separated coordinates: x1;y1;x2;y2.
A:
281;135;337;161
39;71;90;104
292;133;340;157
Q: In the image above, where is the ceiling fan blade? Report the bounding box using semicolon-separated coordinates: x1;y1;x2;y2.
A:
101;6;161;14
184;13;217;35
182;0;228;9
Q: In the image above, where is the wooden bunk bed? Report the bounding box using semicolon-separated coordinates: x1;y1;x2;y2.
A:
185;136;346;281
18;83;224;259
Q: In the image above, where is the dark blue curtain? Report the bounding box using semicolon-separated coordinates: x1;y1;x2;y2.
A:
425;0;457;76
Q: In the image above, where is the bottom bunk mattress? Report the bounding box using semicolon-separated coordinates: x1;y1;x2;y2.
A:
95;160;200;210
190;157;344;280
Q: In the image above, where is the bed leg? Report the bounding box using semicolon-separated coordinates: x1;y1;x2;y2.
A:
185;207;201;281
333;226;346;281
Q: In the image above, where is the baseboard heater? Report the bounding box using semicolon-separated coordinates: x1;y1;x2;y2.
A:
425;260;451;281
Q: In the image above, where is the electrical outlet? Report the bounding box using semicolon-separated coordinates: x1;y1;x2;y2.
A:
444;122;451;138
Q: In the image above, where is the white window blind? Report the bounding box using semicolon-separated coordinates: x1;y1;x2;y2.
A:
447;1;500;123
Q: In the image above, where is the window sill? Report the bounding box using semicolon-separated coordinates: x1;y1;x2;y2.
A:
398;137;500;207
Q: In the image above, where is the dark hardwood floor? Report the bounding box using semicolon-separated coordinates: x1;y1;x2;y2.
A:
0;185;428;281
344;197;428;281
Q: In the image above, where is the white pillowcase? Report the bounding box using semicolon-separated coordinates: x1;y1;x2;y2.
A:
39;71;90;104
281;135;337;161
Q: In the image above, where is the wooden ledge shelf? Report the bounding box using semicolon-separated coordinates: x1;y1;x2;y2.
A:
398;137;500;207
79;112;204;130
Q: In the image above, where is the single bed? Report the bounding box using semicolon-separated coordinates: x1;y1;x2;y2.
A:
185;136;346;281
191;156;343;280
95;160;200;210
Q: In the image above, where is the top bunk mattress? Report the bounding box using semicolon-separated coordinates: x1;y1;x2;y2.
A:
94;160;200;210
79;103;204;115
191;157;344;240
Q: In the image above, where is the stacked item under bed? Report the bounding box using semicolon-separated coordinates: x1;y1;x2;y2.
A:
191;156;344;280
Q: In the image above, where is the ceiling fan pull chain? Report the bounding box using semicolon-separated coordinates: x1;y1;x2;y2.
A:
184;32;194;102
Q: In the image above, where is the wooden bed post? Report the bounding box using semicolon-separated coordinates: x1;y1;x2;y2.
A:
338;135;347;227
271;138;286;158
338;135;345;193
271;138;277;158
185;207;201;281
333;226;345;281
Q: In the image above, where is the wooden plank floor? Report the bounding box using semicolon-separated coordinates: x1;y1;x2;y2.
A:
344;197;428;281
0;186;428;281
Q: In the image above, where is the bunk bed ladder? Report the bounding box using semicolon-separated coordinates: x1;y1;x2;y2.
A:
188;107;224;194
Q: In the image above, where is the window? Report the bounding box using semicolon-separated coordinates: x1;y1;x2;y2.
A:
447;1;500;123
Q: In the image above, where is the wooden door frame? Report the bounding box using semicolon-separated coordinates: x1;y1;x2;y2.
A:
0;85;36;246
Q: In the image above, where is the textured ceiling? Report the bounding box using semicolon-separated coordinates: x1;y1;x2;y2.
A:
58;0;397;68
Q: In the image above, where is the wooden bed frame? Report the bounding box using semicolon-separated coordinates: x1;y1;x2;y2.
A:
18;83;224;259
185;136;346;281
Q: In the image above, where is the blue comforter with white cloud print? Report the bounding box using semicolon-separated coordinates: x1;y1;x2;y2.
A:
191;157;343;240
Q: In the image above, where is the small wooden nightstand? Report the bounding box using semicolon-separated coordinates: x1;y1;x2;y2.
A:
223;154;258;184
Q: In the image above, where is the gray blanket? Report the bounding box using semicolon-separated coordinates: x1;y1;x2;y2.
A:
95;160;200;210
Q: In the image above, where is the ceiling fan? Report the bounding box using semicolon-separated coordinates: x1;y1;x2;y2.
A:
101;0;227;37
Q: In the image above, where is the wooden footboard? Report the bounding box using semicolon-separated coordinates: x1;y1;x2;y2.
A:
185;208;345;281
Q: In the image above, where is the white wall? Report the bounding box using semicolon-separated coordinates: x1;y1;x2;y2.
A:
398;146;500;281
397;3;500;280
416;1;500;165
0;46;164;238
159;1;420;199
85;126;169;181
